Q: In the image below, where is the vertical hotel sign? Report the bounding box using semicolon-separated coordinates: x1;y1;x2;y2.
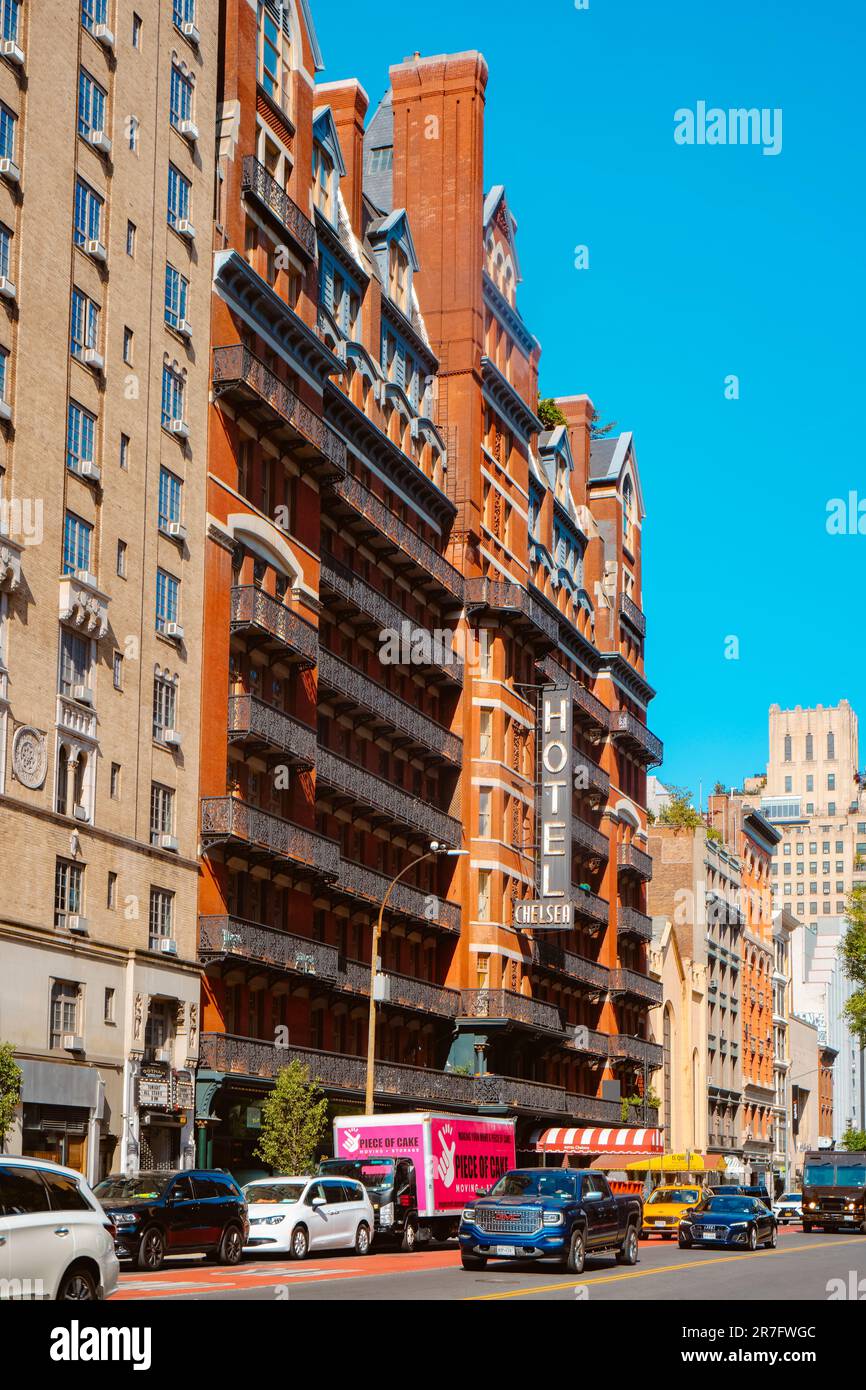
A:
514;686;573;929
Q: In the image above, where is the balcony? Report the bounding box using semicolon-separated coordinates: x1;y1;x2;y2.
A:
619;592;646;639
0;532;22;593
213;345;346;482
200;797;340;880
59;571;109;640
56;694;98;744
334;964;461;1019
528;940;609;994
572;886;610;930
199;916;339;980
465;576;557;649
331;857;461;935
574;752;610;806
566;1026;611;1060
475;1074;657;1126
240;156;316;261
609;968;664;1008
607;1035;665;1070
320;550;463;686
317;649;462;766
617;841;653;882
539;658;609;737
572;815;609;865
227;694;316;769
316;746;462;846
326;473;463;599
458;988;564;1035
609;709;663;768
230;586;318;668
618;905;653;943
213;249;342;387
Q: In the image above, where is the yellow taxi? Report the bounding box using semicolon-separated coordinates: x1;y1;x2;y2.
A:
642;1184;703;1238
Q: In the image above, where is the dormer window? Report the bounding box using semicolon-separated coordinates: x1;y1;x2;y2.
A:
389;242;409;311
622;475;634;545
313;144;335;221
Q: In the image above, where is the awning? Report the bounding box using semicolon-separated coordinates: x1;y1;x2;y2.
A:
530;1126;663;1156
626;1152;726;1173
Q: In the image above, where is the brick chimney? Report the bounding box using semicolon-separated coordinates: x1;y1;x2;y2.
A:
316;79;369;233
555;394;594;496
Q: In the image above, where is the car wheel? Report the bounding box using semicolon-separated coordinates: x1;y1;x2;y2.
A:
802;1222;812;1233
747;1225;758;1251
57;1265;99;1300
565;1228;586;1275
136;1227;165;1272
401;1220;418;1253
678;1235;692;1249
461;1252;487;1270
767;1225;778;1249
354;1222;371;1256
217;1224;244;1266
290;1225;309;1260
617;1225;639;1266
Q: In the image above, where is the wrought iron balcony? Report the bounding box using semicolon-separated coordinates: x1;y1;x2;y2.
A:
465;576;558;648
619;592;646;638
609;967;664;1007
572;815;610;863
574;752;610;804
327;473;464;599
572;886;610;929
565;1026;611;1060
458;988;564;1034
333;962;461;1018
230;586;318;667
607;1034;665;1070
213;344;346;481
618;905;653;943
320;551;463;686
617;841;653;881
316;746;462;845
528;940;610;993
331;857;461;935
241;156;317;260
227;694;316;768
317;649;462;765
476;1074;653;1125
199;915;339;980
200;797;340;879
608;709;663;767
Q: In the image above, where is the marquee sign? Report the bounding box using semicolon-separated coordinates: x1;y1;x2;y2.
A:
514;686;574;931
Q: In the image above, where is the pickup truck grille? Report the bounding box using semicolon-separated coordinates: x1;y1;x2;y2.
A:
475;1205;542;1236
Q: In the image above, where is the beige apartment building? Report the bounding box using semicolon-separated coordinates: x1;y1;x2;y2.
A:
649;920;707;1156
0;1;216;1179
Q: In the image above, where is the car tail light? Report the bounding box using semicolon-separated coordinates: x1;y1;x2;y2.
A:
103;1220;117;1240
398;1194;412;1207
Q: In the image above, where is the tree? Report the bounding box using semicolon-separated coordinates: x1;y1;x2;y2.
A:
537;395;567;430
656;786;704;830
841;884;866;1048
841;1127;866;1152
253;1061;329;1176
0;1043;22;1151
590;408;617;440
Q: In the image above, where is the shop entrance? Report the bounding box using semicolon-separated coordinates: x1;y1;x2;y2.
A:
22;1105;89;1173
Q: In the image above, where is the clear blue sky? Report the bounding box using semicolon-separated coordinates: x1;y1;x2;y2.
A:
313;0;866;801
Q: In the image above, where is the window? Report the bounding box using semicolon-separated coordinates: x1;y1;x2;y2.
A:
149;887;174;949
78;69;106;140
161;363;185;428
155;568;179;634
66;401;96;474
477;868;492;921
158;468;182;532
164;263;189;330
312;143;334;219
150;784;174;845
805;733;814;760
170;62;193;128
828;774;836;790
126;220;136;256
173;0;195;27
784;776;792;793
123;326;134;364
167;163;191;229
113;651;123;688
828;803;836;817
81;0;108;33
478;788;492;838
0;221;13;281
74;178;103;248
116;539;127;577
110;764;120;798
783;734;791;762
479;708;492;757
62;512;92;576
104;985;115;1020
153;672;177;741
2;0;21;43
119;433;130;469
59;629;89;696
828;731;835;759
132;12;142;47
368;146;392;174
49;980;81;1049
0;103;16;162
71;288;100;360
54;861;83;929
256;2;290;110
478;628;492;677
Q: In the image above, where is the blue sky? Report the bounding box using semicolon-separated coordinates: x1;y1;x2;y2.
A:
313;0;866;803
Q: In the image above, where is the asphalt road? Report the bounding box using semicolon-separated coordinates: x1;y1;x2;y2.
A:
112;1226;866;1301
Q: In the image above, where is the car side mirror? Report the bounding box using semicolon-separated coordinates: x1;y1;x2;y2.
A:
311;1196;326;1208
474;1187;488;1197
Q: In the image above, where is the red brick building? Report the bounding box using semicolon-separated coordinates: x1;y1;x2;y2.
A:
195;2;663;1169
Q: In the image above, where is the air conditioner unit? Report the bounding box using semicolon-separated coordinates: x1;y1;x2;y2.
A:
67;916;89;935
169;419;189;440
179;119;199;144
175;318;192;340
175;218;196;241
0;157;20;185
83;347;105;373
165;621;184;642
75;569;99;588
63;1033;85;1052
0;39;24;67
73;804;89;823
158;939;178;957
181;20;201;45
159;833;179;852
89;130;112;156
0;276;16;301
86;239;107;264
167;521;187;542
80;459;101;484
73;684;94;706
93;23;115;50
163;728;183;749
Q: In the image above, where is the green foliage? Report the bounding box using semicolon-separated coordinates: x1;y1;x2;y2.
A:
253;1060;330;1176
841;1127;866;1152
842;884;866;1048
537;395;567;430
621;1090;661;1123
590;409;618;440
706;826;723;844
0;1043;22;1150
656;786;704;830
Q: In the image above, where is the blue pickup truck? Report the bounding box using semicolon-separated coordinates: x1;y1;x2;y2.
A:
458;1168;642;1274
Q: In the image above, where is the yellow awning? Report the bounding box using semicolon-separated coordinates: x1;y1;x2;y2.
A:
625;1152;725;1173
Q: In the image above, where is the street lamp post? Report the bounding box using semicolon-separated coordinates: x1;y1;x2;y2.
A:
364;842;466;1114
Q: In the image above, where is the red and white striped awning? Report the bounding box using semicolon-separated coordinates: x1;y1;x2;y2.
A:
530;1126;663;1156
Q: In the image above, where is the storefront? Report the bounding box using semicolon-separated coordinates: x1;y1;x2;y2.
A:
16;1058;113;1184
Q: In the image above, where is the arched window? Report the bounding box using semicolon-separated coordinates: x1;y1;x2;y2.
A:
622;476;633;542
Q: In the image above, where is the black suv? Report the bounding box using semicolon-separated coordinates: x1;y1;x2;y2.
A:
94;1170;248;1271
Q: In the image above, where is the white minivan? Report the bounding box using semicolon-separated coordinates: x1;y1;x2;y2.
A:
0;1155;120;1299
243;1175;374;1259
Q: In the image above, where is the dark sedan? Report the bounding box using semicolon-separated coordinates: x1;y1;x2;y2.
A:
678;1195;778;1251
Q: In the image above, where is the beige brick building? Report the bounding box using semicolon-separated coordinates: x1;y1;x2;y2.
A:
0;1;216;1179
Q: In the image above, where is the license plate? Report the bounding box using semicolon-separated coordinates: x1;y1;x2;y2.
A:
654;1221;667;1227
493;1244;517;1256
698;1230;720;1239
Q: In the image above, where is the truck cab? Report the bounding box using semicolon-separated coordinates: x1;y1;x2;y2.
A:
802;1151;866;1233
317;1157;421;1250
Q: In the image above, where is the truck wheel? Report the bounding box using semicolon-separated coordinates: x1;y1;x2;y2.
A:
461;1252;487;1270
565;1229;586;1275
617;1225;639;1266
401;1220;418;1253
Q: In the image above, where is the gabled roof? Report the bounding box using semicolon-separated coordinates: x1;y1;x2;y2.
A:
589;430;645;518
312;106;347;177
367;207;420;271
483;184;521;282
363;91;394;214
297;0;325;73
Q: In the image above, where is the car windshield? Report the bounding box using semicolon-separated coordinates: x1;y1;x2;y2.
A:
244;1182;306;1204
700;1196;752;1214
647;1189;700;1205
781;1194;801;1202
488;1172;576;1199
319;1159;397;1193
94;1175;171;1201
805;1163;866;1187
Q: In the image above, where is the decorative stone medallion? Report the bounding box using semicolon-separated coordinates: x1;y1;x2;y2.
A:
12;726;47;789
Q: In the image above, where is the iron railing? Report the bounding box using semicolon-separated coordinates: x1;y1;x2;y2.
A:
316;746;462;845
617;841;653;880
465;576;558;645
317;649;462;764
608;709;664;767
617;905;653;942
528;940;609;992
459;988;564;1033
572;817;610;861
607;1034;665;1069
230;586;318;666
328;474;464;598
619;591;647;638
572;887;610;928
241;156;316;258
565;1027;611;1060
575;753;610;800
200;798;340;878
332;858;461;934
199;916;339;979
227;694;316;766
213;344;346;474
609;968;664;1007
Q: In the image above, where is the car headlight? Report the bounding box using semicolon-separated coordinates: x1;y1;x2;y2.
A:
379;1202;395;1226
113;1213;138;1226
808;1201;817;1209
543;1211;564;1226
728;1222;747;1229
263;1215;286;1226
461;1207;476;1222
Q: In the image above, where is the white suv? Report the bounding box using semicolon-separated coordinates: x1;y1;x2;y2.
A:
0;1156;119;1299
243;1175;374;1259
